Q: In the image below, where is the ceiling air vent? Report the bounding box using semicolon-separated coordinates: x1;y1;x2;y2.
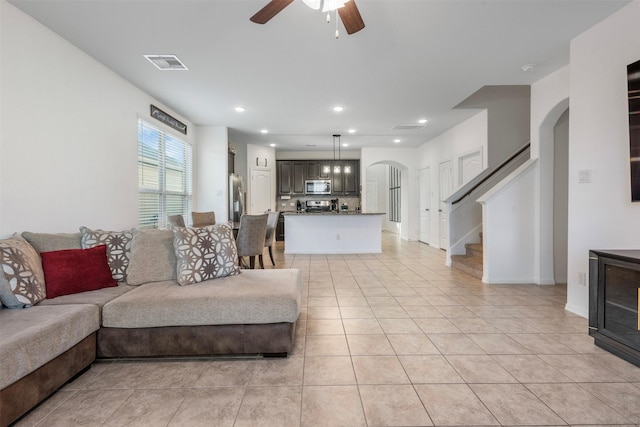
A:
392;125;425;131
143;55;188;71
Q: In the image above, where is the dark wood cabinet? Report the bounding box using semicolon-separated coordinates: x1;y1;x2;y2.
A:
331;160;359;196
278;161;306;195
306;161;331;179
276;212;285;241
278;161;292;194
589;250;640;367
292;162;305;194
343;160;359;195
277;160;359;196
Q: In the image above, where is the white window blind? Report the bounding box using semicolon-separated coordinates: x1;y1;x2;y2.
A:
138;119;192;228
389;166;401;223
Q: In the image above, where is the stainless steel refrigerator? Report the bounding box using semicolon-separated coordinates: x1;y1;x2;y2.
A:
229;174;245;222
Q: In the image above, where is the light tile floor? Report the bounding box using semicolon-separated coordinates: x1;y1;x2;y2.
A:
17;233;640;426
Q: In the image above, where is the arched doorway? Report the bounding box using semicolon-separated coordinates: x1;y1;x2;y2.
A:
537;98;570;285
364;161;410;239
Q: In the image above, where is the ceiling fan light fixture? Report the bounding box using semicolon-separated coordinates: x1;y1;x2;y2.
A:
322;0;348;13
302;0;321;10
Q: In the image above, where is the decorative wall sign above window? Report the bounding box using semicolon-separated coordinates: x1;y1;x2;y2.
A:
150;105;187;135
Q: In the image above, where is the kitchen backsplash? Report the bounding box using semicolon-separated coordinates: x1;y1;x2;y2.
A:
278;196;361;212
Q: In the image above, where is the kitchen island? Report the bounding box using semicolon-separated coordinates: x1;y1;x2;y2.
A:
284;212;385;254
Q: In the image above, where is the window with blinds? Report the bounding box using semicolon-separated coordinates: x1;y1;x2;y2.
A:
389;166;401;223
138;119;192;228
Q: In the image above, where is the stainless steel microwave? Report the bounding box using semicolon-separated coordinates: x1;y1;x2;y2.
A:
305;179;331;195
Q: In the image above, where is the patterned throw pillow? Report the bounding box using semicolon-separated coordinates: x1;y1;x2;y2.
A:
172;224;240;286
79;226;133;282
0;234;47;308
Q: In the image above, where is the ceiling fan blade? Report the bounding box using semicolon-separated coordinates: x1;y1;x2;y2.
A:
338;0;365;35
250;0;295;24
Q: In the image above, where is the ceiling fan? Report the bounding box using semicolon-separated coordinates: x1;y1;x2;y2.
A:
250;0;365;36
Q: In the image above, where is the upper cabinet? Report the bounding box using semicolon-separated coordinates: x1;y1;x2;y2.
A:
277;161;306;195
306;161;331;179
277;160;359;196
332;160;360;196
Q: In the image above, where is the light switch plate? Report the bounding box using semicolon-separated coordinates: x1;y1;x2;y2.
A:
578;169;591;184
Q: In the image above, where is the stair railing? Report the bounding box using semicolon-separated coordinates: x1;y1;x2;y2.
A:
451;142;531;205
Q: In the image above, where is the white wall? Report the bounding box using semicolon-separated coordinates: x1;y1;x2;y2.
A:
0;0;193;235
553;110;569;284
455;86;530;168
360;148;417;241
276;150;360;160
416;110;488;247
566;0;640;317
194;126;229;221
365;164;394;232
479;161;538;283
529;66;570;286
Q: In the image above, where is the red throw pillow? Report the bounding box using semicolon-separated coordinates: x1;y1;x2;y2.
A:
41;245;117;298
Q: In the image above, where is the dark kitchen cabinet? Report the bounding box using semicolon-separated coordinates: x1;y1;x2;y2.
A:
306;161;331;179
332;160;360;196
276;212;285;241
278;159;359;196
278;161;305;195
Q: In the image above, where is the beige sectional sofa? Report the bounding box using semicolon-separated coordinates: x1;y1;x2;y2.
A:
0;227;302;426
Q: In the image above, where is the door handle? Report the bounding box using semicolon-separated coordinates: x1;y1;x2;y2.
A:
438;209;442;212
425;209;429;211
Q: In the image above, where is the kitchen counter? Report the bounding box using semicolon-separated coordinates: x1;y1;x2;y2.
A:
283;211;384;215
284;212;384;254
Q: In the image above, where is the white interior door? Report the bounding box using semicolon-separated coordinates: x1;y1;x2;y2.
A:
418;168;430;244
459;148;483;186
439;160;453;249
365;180;378;212
250;168;271;214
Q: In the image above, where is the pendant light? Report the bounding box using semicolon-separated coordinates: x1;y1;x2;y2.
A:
333;134;341;174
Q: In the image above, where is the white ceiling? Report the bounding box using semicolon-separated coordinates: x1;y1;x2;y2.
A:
10;0;630;151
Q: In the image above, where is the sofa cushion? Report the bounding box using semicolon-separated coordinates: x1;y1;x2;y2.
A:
172;224;240;286
0;235;46;308
0;304;99;389
101;269;302;328
127;229;176;285
80;226;133;282
41;245;117;298
21;231;82;254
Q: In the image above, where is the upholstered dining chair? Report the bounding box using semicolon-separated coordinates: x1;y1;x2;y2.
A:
191;211;216;227
263;211;280;266
168;214;185;227
235;213;268;269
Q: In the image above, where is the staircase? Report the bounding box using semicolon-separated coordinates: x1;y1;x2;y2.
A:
450;235;483;279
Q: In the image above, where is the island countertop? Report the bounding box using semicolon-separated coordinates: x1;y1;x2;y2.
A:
284;212;384;254
282;211;385;216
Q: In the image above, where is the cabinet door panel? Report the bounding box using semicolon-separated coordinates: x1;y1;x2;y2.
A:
344;161;358;194
306;162;319;179
293;162;306;194
278;161;292;194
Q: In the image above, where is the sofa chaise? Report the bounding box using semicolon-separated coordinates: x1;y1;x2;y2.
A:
0;225;302;426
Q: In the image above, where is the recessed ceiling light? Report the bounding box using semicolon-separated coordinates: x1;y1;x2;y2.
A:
521;63;536;72
394;139;401;143
269;143;276;147
333;106;344;112
418;118;428;124
260;129;269;134
234;106;246;113
342;143;349;147
348;129;356;134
